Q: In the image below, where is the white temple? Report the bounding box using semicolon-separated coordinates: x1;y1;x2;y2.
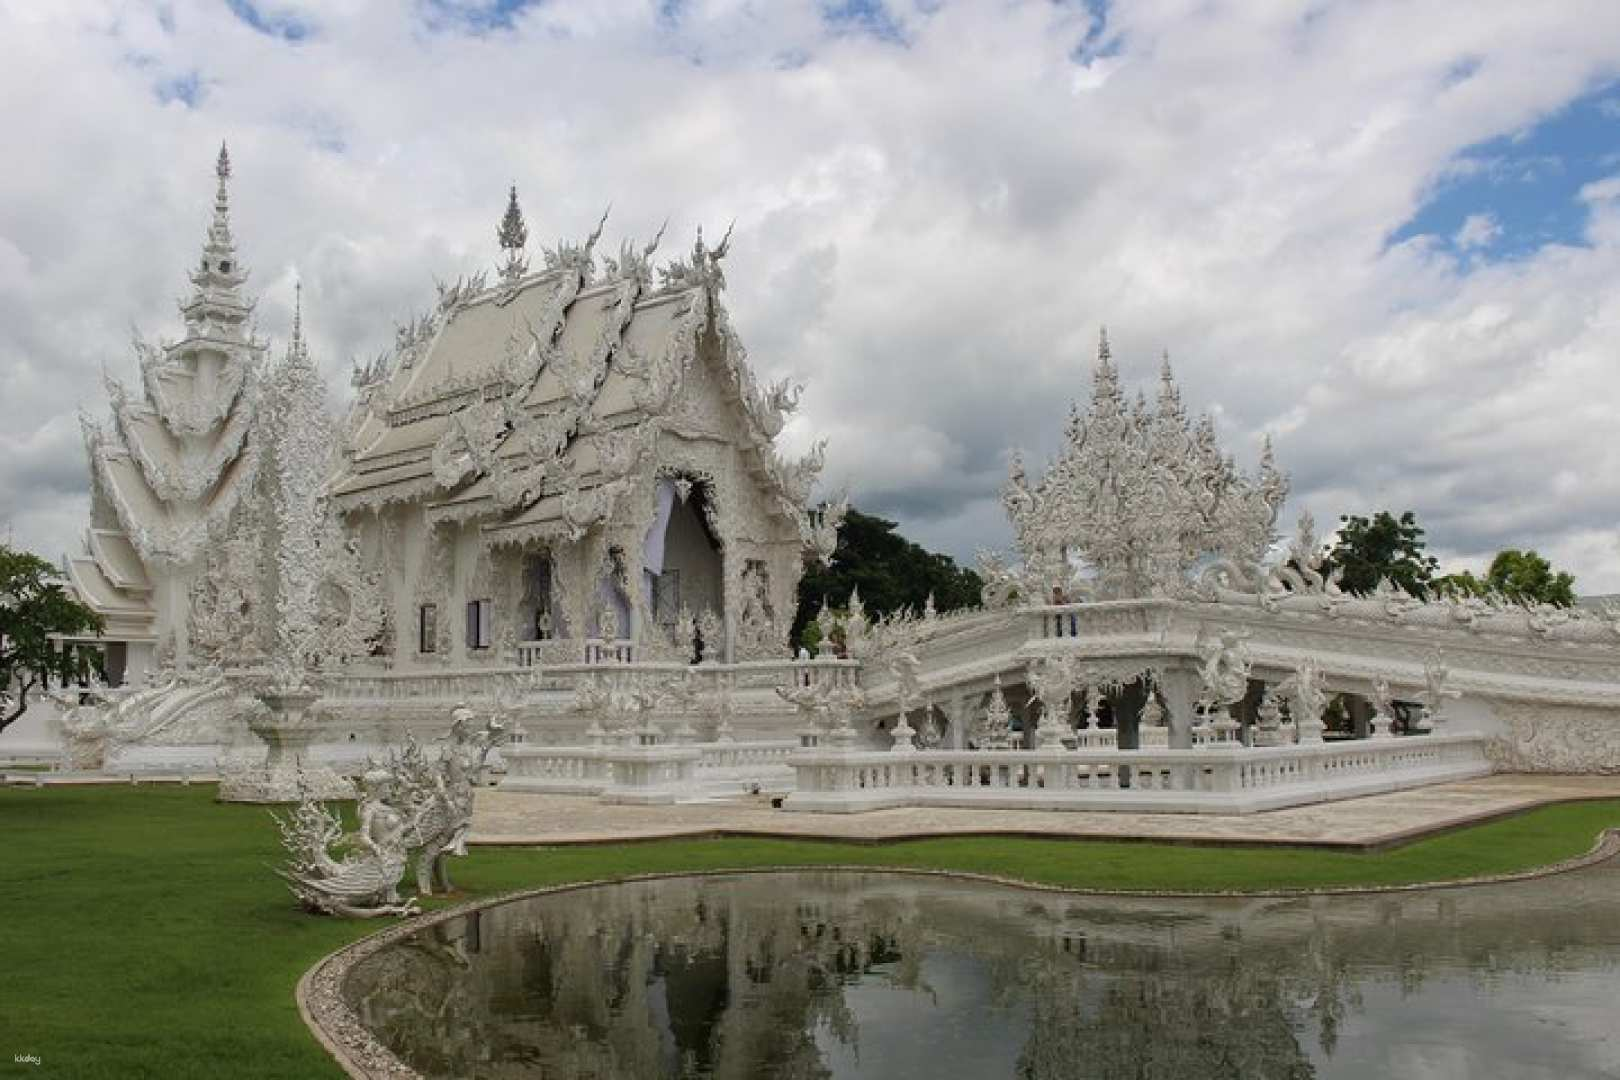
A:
44;148;1620;804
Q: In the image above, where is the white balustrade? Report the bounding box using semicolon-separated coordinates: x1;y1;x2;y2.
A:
696;740;797;771
502;738;799;800
783;733;1491;814
500;745;614;795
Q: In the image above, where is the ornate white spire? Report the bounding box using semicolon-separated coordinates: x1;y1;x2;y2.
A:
496;184;529;284
182;142;253;339
1156;349;1184;419
1096;325;1115;373
269;284;332;680
1003;332;1290;599
290;280;305;360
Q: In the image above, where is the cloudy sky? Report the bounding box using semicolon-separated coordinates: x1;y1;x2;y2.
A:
3;0;1620;590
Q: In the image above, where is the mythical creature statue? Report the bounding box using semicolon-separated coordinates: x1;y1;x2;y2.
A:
696;608;725;663
777;677;831;734
1419;652;1461;726
805;494;849;567
1026;654;1078;749
50;684;116;770
916;709;943;749
1253;685;1286;747
274;769;421;919
275;706;509;918
842;588;873;660
400;705;509;896
888;651;923;750
1196;628;1252;713
1369;675;1397;738
1262;511;1344;608
972;676;1015;749
1277;660;1329;745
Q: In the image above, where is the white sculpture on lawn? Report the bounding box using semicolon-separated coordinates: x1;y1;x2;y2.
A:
275;707;507;916
275;769;419;919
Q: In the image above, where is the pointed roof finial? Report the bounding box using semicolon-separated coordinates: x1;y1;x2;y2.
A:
1092;324;1120;404
212;142;233;233
497;184;527;251
182;141;251;337
291;280;304;354
497;184;529;284
1156;347;1184;416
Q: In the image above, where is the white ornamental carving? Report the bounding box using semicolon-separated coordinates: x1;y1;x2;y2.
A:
999;332;1287;602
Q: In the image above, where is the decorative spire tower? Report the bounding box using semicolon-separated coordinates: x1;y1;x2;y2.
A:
181;143;254;341
71;144;270;675
496;184;529;284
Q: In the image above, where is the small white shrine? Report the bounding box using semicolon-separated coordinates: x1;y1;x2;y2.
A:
47;148;1620;807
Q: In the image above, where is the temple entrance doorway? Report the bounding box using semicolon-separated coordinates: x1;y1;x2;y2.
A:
643;477;724;638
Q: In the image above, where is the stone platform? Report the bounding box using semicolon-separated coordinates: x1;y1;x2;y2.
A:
470;774;1620;850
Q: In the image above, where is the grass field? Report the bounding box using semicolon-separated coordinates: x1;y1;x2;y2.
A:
3;784;1618;1079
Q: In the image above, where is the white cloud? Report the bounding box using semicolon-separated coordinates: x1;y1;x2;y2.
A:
3;1;1620;591
1580;173;1620;203
1453;212;1501;250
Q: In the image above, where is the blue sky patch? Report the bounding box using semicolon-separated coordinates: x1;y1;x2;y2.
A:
420;0;541;35
1071;0;1117;64
1390;81;1620;261
225;0;311;42
821;0;909;45
156;70;202;107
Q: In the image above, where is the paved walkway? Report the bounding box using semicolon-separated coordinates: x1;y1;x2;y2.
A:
470;774;1620;849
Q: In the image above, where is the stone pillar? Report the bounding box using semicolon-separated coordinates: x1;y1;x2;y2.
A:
946;692;969;750
1345;695;1373;739
1158;665;1200;750
1114;679;1147;750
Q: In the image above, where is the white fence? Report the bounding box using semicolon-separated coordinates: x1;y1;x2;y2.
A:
783;733;1492;814
502;739;798;801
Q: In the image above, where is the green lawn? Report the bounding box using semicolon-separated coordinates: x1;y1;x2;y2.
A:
3;784;1618;1079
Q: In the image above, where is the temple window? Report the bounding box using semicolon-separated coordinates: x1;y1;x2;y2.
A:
523;553;556;640
418;604;437;654
466;598;494;650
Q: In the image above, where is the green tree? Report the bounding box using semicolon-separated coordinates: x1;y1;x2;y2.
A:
1486;548;1577;606
1442;549;1578;608
1;544;103;732
1433;569;1490;599
793;508;982;650
1321;510;1440;598
1437;549;1578;607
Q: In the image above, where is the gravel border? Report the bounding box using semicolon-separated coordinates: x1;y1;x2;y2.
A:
298;827;1620;1080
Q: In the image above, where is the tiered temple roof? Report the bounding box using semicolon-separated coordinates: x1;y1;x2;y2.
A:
331;207;821;553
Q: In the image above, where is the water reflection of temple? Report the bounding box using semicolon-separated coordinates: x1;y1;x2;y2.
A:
343;862;1620;1079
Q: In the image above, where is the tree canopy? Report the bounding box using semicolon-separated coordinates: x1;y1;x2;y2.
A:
1437;548;1577;608
1321;510;1441;599
1;544;103;731
792;508;982;650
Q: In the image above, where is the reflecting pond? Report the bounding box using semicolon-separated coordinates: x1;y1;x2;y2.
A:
343;859;1620;1079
